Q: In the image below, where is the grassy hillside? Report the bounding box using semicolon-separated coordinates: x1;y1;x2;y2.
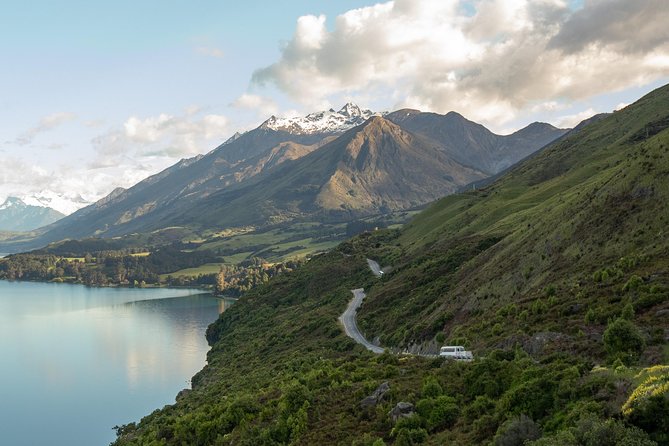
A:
112;85;669;445
358;82;669;358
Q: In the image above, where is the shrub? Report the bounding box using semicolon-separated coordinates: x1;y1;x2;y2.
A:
421;377;443;398
392;416;428;445
463;395;495;422
493;414;541;446
602;318;645;364
622;275;644;292
621;303;635;320
527;416;655;446
427;395;459;431
584;308;596;324
623;366;669;444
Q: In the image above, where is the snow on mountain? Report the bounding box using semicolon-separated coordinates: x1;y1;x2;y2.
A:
21;191;91;215
0;196;65;231
262;103;379;135
0;197;24;211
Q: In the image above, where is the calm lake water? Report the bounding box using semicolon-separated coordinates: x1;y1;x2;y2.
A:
0;280;231;446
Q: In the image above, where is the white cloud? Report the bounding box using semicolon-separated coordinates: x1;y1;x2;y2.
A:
252;0;669;127
556;107;596;127
94;110;230;165
1;109;230;213
0;155;160;214
231;94;280;117
14;112;77;145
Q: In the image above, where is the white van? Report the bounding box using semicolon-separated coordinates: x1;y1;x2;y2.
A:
439;345;473;361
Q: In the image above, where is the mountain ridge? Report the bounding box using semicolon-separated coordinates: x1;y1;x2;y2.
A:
2;106;567;252
0;197;65;232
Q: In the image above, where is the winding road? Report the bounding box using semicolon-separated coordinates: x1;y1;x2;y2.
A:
340;259;473;359
338;259;385;354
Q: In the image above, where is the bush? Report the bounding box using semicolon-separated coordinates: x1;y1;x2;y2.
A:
421;377;443;398
427;396;459;431
493;414;541;446
623;366;669;444
527;416;655;446
621;303;635;320
622;275;643;292
392;416;428;445
463;395;495;422
602;318;645;364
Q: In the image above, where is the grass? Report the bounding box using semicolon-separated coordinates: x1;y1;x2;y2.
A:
160;262;225;279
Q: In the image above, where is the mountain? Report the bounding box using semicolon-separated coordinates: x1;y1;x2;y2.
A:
185;116;488;228
385;109;567;174
9;104;566;250
22;191;91;215
0;197;65;231
263;102;376;134
112;83;669;445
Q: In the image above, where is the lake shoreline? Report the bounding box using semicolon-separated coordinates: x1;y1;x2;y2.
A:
0;276;213;291
1;281;227;446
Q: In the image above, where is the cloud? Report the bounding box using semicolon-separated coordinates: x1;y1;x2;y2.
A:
0;108;230;213
91;110;229;167
231;94;280;117
195;46;225;59
252;0;669;126
556;107;596;127
0;155;158;214
14;112;77;145
549;0;669;54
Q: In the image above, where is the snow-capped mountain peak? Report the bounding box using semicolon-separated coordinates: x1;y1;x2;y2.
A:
0;197;26;210
22;191;91;215
338;102;363;118
262;103;377;135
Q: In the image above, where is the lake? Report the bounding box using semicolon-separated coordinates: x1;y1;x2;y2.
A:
0;280;231;446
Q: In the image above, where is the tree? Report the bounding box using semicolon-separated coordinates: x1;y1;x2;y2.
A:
215;267;226;294
603;318;645;364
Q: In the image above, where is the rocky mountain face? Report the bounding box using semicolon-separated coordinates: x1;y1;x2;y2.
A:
14;104;567;249
0;197;64;232
385;110;568;174
184;116;489;229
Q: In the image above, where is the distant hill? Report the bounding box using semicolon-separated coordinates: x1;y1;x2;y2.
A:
6;104;566;250
0;197;64;231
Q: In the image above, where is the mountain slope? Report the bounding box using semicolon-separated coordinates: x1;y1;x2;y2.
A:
113;84;669;445
386;109;568;174
24;125;333;245
12;106;566;251
180;116;488;228
0;197;64;231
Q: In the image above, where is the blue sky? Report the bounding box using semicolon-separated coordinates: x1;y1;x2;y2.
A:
1;0;668;213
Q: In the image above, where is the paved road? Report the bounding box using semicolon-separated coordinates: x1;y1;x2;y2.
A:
339;288;385;354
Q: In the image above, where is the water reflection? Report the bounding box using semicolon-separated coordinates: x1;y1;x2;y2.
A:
0;281;228;446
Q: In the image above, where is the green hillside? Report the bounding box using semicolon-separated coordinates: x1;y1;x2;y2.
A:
112;85;669;445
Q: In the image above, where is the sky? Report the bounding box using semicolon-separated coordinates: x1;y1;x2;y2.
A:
1;0;668;214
